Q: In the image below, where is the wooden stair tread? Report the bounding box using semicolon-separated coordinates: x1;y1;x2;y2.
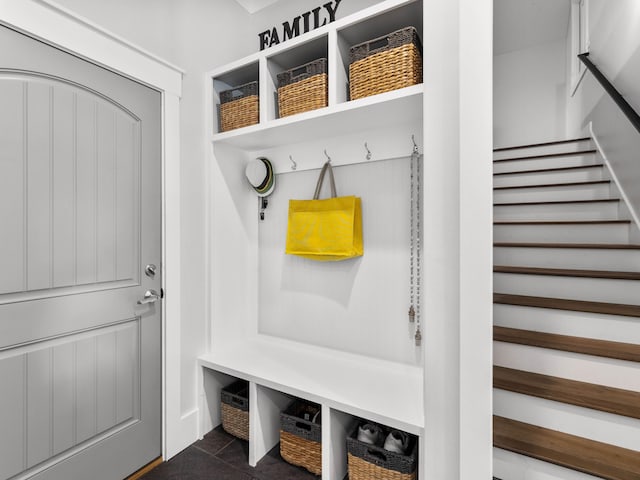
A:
493;164;603;176
494;179;609;190
493;366;640;419
494;242;640;250
493;416;640;480
494;293;640;318
493;149;597;163
493;137;591;152
494;265;640;280
494;198;619;206
494;219;630;225
494;326;640;363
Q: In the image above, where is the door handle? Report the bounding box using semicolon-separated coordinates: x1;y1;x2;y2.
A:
137;289;160;305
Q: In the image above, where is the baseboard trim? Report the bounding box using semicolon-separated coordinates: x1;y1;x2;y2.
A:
125;456;163;480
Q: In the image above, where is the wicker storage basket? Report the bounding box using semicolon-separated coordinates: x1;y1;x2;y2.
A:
219;81;259;132
277;58;328;118
220;380;249;441
346;422;418;480
280;399;322;475
349;27;422;101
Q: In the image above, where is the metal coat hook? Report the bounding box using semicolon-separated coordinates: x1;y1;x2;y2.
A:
324;149;332;163
412;135;419;154
289;155;297;171
364;142;372;160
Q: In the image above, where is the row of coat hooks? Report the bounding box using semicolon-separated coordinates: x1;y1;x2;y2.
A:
286;135;420;171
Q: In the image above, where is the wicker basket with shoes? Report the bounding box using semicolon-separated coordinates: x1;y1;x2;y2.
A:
347;421;418;480
280;399;322;475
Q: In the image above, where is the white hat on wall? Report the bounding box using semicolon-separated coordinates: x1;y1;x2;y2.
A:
245;157;275;197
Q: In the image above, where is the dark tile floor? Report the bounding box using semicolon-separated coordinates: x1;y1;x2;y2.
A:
140;430;499;480
140;426;319;480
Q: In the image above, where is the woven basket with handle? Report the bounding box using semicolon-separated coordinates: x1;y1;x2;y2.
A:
220;380;249;441
346;422;417;480
277;58;327;118
219;81;259;132
279;399;322;475
349;27;422;101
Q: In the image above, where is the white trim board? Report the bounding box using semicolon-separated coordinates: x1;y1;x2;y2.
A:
0;0;187;461
198;334;425;435
590;123;640;233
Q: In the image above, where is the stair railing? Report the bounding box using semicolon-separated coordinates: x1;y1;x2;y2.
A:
578;53;640;135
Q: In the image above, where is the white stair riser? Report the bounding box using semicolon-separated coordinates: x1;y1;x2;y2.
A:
494;341;640;391
493;201;620;221
494;448;603;480
493;223;629;243
493;183;611;203
493;246;640;271
493;389;640;451
493;303;640;346
494;272;640;305
493;154;597;174
493;140;593;161
493;167;604;188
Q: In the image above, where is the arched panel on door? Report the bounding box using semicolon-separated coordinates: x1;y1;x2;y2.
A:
0;70;141;301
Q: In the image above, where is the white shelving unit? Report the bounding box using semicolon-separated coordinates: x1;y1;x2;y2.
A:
207;0;423;158
201;0;425;478
199;336;423;479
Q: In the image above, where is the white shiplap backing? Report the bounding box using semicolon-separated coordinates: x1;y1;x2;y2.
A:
258;156;422;365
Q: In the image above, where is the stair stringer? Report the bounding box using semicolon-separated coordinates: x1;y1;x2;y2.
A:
591;127;640;243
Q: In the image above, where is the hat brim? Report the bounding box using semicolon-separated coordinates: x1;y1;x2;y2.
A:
253;157;275;197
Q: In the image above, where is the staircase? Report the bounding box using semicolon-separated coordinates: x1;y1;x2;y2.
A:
492;138;640;480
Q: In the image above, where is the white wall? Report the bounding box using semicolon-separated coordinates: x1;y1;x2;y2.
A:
424;0;493;478
494;38;568;147
574;0;640;111
257;158;419;364
566;0;640;135
249;0;386;32
567;0;640;228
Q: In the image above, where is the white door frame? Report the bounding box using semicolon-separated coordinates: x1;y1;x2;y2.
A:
0;0;188;461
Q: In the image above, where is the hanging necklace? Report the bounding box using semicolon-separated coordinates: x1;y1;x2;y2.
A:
409;140;422;346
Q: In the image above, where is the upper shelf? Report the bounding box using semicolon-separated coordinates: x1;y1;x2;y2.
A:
207;0;423;152
211;84;423;151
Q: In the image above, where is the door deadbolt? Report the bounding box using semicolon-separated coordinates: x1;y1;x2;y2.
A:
145;264;157;278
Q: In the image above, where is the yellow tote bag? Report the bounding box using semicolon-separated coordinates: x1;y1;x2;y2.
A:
285;161;363;261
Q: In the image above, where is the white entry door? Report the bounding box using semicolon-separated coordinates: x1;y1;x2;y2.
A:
0;24;162;480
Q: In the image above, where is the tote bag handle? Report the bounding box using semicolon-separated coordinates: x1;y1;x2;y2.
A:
313;161;337;199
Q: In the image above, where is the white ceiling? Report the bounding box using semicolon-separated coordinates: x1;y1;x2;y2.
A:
234;0;284;14
494;0;571;55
